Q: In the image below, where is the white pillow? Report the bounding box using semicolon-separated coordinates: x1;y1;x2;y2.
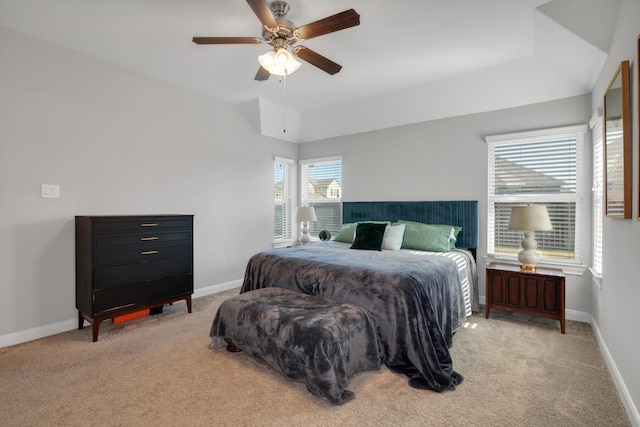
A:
382;224;405;251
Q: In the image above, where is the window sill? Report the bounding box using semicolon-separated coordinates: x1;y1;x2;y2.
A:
483;254;587;276
589;267;602;289
272;240;295;249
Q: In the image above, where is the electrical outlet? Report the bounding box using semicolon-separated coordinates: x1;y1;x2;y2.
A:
41;184;60;198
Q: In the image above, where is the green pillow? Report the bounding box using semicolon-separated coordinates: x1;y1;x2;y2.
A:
393;221;451;252
396;220;461;250
350;222;387;251
334;223;357;243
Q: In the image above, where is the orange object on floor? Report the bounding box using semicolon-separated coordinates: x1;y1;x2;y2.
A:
112;309;150;324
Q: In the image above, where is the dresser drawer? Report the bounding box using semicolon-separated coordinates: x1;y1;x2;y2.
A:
94;241;192;264
95;230;191;248
93;275;192;314
94;217;192;234
94;256;192;290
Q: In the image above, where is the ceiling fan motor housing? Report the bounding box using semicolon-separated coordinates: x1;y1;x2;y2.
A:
270;1;290;18
262;18;298;47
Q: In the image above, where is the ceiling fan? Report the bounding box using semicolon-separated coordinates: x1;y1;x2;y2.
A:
192;0;360;80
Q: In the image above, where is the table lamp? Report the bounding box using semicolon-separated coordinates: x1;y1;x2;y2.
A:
295;206;317;244
508;204;552;271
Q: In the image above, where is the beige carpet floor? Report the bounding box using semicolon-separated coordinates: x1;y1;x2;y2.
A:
0;289;631;427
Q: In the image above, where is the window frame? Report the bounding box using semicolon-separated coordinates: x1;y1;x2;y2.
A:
273;156;295;247
590;113;603;283
485;125;588;273
299;156;343;242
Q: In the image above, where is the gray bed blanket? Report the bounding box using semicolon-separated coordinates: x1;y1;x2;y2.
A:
240;242;468;392
210;287;381;404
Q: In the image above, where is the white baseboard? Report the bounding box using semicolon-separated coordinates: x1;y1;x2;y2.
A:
0;279;243;349
590;316;640;427
565;308;591;323
477;294;591;324
0;318;79;349
193;279;242;298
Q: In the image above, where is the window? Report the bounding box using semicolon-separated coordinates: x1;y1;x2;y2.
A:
486;125;587;265
274;157;294;245
591;114;603;276
300;156;342;240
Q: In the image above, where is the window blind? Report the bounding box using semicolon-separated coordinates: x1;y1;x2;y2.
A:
487;125;586;264
300;157;342;240
274;157;294;244
591;115;603;275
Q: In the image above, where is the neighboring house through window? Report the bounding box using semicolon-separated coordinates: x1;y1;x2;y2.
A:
486;125;587;267
300;156;342;240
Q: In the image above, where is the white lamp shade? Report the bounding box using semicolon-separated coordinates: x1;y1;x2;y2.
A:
258;48;301;76
295;206;317;222
508;205;552;231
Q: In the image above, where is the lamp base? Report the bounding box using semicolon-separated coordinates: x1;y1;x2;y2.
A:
519;264;538;272
518;230;540;271
299;221;310;244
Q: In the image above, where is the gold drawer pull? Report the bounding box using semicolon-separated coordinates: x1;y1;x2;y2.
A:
140;223;158;227
140;237;158;241
141;250;158;255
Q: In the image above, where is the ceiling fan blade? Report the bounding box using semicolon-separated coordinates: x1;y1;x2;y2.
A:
295;9;360;40
192;37;262;45
245;0;278;29
293;46;342;75
254;66;271;81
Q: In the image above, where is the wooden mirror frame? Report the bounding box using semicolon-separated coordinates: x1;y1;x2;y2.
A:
604;60;631;218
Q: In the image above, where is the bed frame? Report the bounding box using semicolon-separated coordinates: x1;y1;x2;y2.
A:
343;200;479;259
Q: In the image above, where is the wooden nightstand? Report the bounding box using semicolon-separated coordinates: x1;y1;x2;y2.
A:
485;262;565;333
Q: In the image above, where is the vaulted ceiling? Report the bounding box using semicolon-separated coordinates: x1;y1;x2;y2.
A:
0;0;617;142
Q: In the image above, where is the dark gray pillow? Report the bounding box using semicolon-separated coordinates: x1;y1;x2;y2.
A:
350;222;387;251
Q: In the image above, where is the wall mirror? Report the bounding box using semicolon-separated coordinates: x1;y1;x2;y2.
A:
604;60;631;218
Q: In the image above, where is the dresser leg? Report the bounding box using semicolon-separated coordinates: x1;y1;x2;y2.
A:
186;296;192;313
78;311;84;330
92;320;101;342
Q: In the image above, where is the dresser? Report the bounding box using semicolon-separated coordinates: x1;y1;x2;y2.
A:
485;262;565;333
75;215;194;341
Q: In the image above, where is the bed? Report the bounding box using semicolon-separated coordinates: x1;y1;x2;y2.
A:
219;200;479;393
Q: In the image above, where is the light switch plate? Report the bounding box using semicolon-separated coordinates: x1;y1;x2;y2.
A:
42;184;60;198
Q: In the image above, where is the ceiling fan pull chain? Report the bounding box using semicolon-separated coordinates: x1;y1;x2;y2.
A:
282;71;287;133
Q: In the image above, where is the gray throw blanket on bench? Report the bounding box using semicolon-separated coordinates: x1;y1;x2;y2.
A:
210;288;382;405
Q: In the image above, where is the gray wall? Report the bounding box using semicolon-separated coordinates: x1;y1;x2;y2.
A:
299;94;593;316
589;0;640;422
0;27;297;340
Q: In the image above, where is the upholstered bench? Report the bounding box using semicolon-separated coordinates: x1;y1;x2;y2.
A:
210;287;381;405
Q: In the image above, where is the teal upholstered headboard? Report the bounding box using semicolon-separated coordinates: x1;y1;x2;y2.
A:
343;200;479;251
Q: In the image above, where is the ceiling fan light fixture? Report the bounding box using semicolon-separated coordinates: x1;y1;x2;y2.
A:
258;48;301;76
